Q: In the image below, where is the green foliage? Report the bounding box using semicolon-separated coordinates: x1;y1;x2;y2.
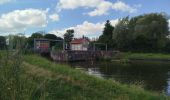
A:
131;13;168;52
112;13;169;52
113;17;131;50
0;36;6;49
0;46;168;99
98;20;115;49
23;54;169;100
7;34;27;50
0;35;39;100
44;33;63;49
27;32;44;48
64;29;74;49
119;52;170;60
64;29;74;43
27;32;64;51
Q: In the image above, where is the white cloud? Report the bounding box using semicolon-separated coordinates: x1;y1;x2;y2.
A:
57;0;139;16
50;19;118;38
88;1;112;16
57;0;101;10
112;1;137;13
49;14;59;22
0;9;48;34
0;0;12;5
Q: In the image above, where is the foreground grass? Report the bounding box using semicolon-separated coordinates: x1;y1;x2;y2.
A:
23;54;169;100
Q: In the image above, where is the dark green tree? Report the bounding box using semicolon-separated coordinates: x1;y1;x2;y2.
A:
131;13;169;52
98;20;114;49
44;34;63;49
7;34;26;50
27;32;44;48
64;29;74;44
64;29;74;50
113;17;131;50
0;36;6;49
112;13;169;52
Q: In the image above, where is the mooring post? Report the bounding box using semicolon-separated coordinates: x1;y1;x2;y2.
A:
106;44;107;52
34;38;36;53
93;43;95;51
63;40;65;51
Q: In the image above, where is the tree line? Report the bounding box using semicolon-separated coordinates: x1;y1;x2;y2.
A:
0;30;75;50
98;13;170;52
0;13;170;53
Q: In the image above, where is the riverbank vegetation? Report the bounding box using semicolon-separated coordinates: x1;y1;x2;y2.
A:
114;52;170;61
98;13;170;53
0;49;169;99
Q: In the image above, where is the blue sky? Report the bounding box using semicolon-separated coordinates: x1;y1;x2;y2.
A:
0;0;170;38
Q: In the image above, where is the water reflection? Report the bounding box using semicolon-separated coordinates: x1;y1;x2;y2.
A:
68;61;170;95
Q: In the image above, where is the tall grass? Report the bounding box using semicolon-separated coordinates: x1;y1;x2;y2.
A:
24;55;169;100
0;35;46;100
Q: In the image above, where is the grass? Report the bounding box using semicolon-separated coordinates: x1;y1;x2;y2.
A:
22;54;169;100
0;48;169;100
115;52;170;61
0;49;170;100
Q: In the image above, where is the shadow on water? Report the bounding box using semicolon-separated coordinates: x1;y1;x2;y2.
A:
66;60;170;95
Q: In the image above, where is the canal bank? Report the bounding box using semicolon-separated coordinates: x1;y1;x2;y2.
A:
113;52;170;62
23;54;169;100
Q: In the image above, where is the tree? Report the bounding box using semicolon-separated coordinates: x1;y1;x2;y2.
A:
64;29;74;49
27;32;44;48
112;13;169;52
7;34;26;50
64;29;74;43
113;17;131;50
131;13;169;52
30;32;44;38
44;34;63;48
0;36;6;49
98;20;114;49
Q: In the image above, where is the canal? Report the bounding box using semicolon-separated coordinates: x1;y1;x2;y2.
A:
66;60;170;95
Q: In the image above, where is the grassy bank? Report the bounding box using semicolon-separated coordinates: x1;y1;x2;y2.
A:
115;52;170;61
22;54;169;100
0;50;169;100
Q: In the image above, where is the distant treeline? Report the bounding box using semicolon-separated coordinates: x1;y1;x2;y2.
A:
0;13;170;53
98;13;170;53
0;32;63;50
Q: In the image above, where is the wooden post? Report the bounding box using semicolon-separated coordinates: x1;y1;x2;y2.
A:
63;40;65;51
93;43;95;51
106;44;107;51
34;38;36;53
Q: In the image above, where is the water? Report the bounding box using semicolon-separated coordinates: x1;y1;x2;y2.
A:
67;60;170;95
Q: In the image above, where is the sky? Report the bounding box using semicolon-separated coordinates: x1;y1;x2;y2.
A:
0;0;170;38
